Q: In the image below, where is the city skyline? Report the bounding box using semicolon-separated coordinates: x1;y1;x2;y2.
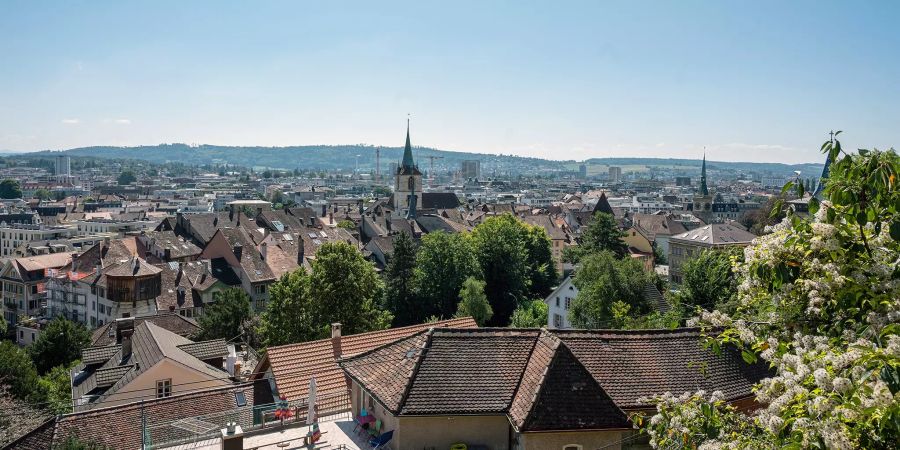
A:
1;1;898;164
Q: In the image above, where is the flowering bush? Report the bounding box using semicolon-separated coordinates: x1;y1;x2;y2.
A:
637;135;900;449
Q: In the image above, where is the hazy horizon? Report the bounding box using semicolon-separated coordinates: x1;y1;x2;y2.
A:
2;1;897;164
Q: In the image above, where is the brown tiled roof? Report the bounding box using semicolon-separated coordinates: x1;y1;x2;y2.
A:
341;327;770;430
90;313;199;346
70;237;139;273
102;256;162;277
400;329;537;415
15;252;76;272
556;328;771;409
142;230;201;259
257;317;478;405
631;213;688;239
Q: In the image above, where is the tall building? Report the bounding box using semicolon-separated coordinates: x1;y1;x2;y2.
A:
55;155;71;178
461;160;481;179
692;154;713;223
394;121;422;219
608;166;622;182
579;164;588;179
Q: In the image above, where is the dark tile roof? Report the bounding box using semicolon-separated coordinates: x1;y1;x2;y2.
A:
90;313;199;346
177;339;228;361
142;230;201;259
421;192;460;209
81;345;121;365
102;256;162;277
556;328;771;409
341;327;771;430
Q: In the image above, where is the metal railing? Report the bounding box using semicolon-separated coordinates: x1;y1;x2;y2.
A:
144;391;352;449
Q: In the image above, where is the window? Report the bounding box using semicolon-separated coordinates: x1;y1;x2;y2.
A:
563;446;582;450
565;297;572;310
555;297;560;307
156;379;172;398
553;313;562;328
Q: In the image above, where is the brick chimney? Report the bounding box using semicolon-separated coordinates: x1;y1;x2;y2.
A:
233;242;243;261
260;242;267;261
330;323;342;360
116;317;135;362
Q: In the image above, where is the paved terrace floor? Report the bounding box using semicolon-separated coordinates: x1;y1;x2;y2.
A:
161;413;378;450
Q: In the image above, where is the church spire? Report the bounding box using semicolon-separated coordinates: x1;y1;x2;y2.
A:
699;153;709;196
401;118;415;170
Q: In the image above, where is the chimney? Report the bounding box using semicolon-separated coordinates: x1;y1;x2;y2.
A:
297;240;304;265
116;317;135;362
213;216;218;226
229;208;234;221
321;204;327;217
260;242;267;261
331;323;342;359
328;212;333;224
233;243;243;261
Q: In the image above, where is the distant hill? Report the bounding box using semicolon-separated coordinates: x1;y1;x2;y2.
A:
26;144;822;176
31;144;561;172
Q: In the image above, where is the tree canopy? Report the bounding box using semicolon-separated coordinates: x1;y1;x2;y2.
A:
509;300;549;328
675;248;742;313
116;170;137;185
383;232;421;326
28;317;91;375
569;250;651;328
564;211;627;262
258;269;317;347
415;231;482;319
0;179;22;199
194;288;251;341
455;277;493;326
470;214;554;326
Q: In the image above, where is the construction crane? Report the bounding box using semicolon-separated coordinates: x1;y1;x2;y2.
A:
424;155;444;188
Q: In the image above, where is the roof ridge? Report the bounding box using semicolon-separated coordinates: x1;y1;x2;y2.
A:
396;328;434;413
508;330;554;421
269;317;475;352
339;328;431;365
59;382;256;419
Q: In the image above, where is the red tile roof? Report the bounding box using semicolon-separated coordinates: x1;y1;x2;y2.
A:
256;317;477;404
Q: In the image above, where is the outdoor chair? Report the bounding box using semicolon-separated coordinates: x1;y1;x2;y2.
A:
369;430;394;449
367;419;383;438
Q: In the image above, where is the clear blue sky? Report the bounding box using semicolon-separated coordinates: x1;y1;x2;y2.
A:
1;1;897;163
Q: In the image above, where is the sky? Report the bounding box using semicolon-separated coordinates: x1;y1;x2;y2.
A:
0;1;898;164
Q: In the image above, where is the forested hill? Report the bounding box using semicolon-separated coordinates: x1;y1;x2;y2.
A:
24;144;821;175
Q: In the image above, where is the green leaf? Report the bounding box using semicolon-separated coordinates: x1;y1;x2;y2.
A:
781;181;794;195
890;221;900;242
741;350;757;364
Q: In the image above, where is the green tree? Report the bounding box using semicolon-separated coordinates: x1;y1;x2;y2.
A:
0;341;41;401
523;225;557;298
0;179;22;199
415;231;481;319
383;232;421;326
116;170;137;185
336;220;356;230
455;277;493;326
38;363;76;414
636;135;900;449
195;288;251;341
28;318;91;374
307;241;392;336
565;212;627;262
54;434;109;450
470;215;530;325
676;248;741;312
509;300;549;328
569;251;651;328
258;270;317;347
33;188;52;201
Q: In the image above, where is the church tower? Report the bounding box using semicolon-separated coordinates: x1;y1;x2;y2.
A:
693;153;713;223
394;120;423;218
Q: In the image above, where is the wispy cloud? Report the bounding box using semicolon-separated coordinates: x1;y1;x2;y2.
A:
101;118;132;125
61;118;80;124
